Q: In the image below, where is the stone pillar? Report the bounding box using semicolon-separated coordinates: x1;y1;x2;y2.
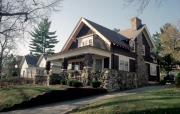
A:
81;54;93;85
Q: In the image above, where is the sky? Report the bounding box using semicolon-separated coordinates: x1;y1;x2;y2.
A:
16;0;180;55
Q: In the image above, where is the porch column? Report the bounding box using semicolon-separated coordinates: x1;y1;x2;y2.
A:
82;54;93;85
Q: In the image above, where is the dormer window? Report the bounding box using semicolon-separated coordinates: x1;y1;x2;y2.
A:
78;34;94;47
142;45;145;55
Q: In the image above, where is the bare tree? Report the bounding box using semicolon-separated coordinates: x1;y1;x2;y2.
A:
122;0;165;14
0;0;62;78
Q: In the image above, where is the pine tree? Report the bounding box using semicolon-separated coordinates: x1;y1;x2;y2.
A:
30;18;58;55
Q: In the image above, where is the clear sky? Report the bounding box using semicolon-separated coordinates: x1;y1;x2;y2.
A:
16;0;180;55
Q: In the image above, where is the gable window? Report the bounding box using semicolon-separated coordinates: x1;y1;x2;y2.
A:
142;45;145;55
119;59;129;71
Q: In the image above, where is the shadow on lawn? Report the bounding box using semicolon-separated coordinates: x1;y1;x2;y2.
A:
0;88;107;112
74;95;180;112
125;107;180;114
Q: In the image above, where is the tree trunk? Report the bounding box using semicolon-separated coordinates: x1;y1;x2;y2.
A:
0;0;2;79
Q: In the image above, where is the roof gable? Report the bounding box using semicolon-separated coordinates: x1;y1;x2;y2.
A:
84;19;129;49
37;54;47;66
25;55;39;67
62;18;130;52
119;25;155;48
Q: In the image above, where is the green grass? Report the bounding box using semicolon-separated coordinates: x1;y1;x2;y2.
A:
0;85;64;111
70;87;180;114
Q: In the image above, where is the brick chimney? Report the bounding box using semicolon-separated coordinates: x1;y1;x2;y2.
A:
131;17;142;30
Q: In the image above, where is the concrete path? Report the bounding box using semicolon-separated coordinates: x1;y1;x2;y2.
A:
0;85;171;114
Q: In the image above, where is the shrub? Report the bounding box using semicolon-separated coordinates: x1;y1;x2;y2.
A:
175;72;180;87
60;79;67;85
49;74;62;85
72;81;83;88
91;80;101;88
67;80;83;87
159;80;166;85
67;80;74;86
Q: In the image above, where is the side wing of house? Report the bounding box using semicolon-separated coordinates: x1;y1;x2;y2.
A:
134;26;159;81
20;58;28;78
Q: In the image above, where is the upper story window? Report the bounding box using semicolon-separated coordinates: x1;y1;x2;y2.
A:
142;45;145;55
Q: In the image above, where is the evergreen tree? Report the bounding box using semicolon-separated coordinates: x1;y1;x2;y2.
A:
30;18;58;55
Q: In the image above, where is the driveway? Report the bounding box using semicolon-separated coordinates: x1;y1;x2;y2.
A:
0;85;170;114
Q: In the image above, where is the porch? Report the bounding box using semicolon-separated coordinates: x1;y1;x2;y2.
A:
47;46;111;73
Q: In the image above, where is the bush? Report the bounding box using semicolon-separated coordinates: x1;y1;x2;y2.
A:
67;80;83;87
91;80;101;88
0;77;34;87
72;81;83;88
175;72;180;87
60;79;67;85
159;80;166;85
49;74;62;85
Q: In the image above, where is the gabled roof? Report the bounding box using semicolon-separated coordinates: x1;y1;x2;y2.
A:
37;54;47;66
62;17;130;51
84;18;129;48
25;55;39;67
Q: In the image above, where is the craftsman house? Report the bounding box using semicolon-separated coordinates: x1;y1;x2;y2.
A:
20;54;47;78
48;17;159;82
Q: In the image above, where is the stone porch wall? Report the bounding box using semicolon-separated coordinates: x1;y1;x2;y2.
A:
101;69;139;91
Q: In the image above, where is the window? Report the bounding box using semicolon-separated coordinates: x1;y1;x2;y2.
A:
124;61;129;71
150;64;156;76
119;60;124;71
85;40;88;45
67;64;72;70
119;59;129;71
89;39;93;46
142;45;145;55
81;42;85;47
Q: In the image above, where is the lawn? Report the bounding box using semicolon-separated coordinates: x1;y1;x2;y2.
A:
0;85;65;111
70;87;180;114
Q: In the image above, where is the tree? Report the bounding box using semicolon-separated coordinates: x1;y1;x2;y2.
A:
30;18;58;55
160;23;180;61
122;0;165;14
160;54;174;75
152;32;161;55
0;0;62;78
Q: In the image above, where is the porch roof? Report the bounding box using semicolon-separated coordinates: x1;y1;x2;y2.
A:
47;46;111;61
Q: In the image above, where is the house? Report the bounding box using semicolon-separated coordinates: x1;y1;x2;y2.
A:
20;54;47;78
47;17;159;82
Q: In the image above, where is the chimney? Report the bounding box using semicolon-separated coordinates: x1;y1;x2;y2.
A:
131;17;142;30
